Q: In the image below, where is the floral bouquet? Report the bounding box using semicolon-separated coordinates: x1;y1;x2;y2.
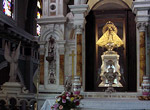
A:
51;91;83;110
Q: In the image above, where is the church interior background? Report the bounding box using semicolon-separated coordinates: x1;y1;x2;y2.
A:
0;0;150;110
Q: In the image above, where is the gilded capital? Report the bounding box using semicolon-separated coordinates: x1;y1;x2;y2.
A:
137;22;148;32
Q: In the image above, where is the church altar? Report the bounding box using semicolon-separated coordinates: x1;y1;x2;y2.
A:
40;98;150;110
36;1;150;110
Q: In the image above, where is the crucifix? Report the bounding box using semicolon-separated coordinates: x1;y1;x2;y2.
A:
69;50;75;78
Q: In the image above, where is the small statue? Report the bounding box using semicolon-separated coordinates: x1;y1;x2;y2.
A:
48;37;55;56
96;21;123;52
46;36;56;63
64;76;72;92
4;42;21;82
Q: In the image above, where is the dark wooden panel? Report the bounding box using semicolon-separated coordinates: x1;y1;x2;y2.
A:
126;11;137;92
85;11;96;91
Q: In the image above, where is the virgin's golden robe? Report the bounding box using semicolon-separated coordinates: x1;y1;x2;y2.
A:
96;22;123;49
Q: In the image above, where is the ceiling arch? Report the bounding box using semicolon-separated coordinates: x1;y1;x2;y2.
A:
87;0;133;10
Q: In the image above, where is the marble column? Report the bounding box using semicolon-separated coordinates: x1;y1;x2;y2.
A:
73;26;83;83
132;1;150;90
38;42;46;84
59;55;64;85
69;50;75;78
76;30;82;80
69;4;88;84
58;41;66;85
137;22;148;85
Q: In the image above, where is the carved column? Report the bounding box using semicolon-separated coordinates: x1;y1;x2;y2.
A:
137;22;148;86
69;5;88;83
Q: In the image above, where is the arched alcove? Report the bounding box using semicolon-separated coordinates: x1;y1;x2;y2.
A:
85;0;137;92
88;0;133;10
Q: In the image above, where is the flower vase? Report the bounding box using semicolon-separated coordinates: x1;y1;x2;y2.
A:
72;76;81;95
142;76;150;96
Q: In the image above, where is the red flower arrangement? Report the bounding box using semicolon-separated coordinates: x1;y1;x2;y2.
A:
51;91;83;110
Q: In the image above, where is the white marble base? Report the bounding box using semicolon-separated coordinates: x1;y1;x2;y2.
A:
80;98;150;110
40;98;150;110
38;92;143;110
39;85;64;93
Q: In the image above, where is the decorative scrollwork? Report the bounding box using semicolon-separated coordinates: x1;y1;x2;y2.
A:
137;22;148;32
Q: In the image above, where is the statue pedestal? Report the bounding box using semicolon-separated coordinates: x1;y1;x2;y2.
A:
1;82;28;94
0;82;35;108
2;82;22;91
99;53;122;88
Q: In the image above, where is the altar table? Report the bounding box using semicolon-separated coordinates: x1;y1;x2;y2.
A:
40;98;150;110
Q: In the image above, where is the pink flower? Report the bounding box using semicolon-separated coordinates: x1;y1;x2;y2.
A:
53;103;59;108
51;103;59;110
66;92;71;97
59;105;63;110
62;99;66;103
74;91;80;95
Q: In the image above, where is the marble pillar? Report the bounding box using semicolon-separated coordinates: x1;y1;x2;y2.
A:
74;27;83;82
59;55;64;85
69;4;88;86
38;42;46;85
40;55;44;84
139;31;146;85
137;22;148;86
132;1;149;90
69;50;75;78
77;34;82;80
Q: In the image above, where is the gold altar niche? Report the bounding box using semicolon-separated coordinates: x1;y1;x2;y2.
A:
96;21;123;92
